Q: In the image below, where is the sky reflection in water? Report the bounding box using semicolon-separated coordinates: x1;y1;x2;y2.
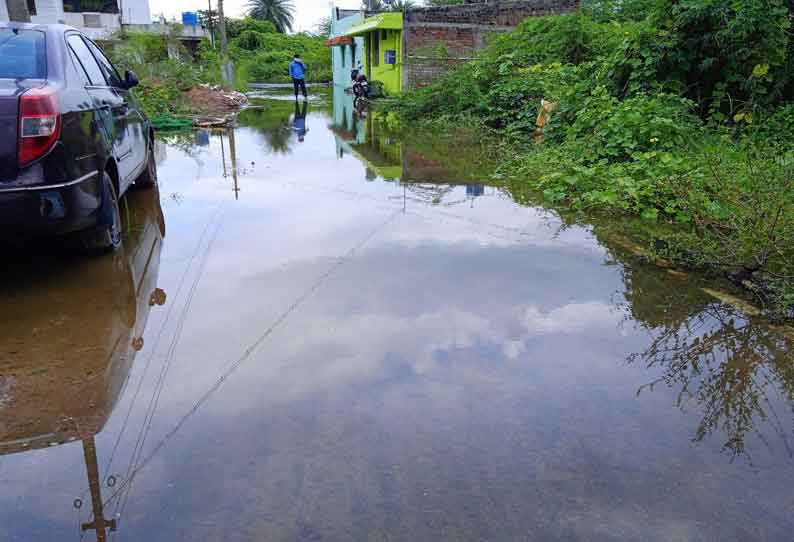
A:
0;90;793;542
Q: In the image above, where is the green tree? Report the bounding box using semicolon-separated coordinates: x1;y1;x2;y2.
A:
247;0;295;34
314;16;332;38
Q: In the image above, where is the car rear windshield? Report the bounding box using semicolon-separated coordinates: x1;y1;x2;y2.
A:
0;29;46;79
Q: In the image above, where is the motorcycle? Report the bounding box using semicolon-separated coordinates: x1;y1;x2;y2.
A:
351;68;370;101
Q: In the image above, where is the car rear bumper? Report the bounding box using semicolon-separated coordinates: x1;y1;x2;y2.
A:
0;171;102;238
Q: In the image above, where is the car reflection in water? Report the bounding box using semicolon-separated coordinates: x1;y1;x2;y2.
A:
0;186;166;541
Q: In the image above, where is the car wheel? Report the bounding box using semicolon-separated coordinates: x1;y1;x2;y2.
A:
81;171;122;253
136;141;158;187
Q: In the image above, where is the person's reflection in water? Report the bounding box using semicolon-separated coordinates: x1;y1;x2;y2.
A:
293;101;309;143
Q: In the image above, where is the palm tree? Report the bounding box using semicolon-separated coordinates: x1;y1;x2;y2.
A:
389;0;416;12
247;0;295;34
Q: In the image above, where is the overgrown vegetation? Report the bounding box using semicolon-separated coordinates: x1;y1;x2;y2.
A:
225;18;331;84
103;29;207;117
388;0;794;320
105;18;331;117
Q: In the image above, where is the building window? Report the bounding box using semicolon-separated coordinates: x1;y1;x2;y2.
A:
83;14;102;27
26;0;36;15
63;0;120;14
341;45;346;68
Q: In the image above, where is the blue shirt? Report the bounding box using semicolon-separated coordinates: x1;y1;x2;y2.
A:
289;60;306;80
293;117;306;137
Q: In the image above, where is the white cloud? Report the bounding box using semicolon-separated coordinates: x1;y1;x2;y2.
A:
520;301;620;336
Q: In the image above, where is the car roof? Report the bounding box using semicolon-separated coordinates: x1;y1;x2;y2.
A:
0;22;80;36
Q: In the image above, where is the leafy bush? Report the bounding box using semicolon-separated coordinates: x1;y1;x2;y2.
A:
236;30;272;51
135;79;184;116
748;104;794;148
226;17;278;38
566;89;697;160
229;30;331;83
389;4;794;318
105;30;206;116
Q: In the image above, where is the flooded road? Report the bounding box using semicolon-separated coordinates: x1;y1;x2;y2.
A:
1;89;793;541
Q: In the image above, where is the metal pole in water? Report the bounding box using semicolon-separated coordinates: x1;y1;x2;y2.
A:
80;437;117;542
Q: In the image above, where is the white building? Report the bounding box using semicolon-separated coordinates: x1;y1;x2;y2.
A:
1;0;152;39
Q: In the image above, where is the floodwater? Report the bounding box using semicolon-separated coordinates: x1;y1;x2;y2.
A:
1;89;793;541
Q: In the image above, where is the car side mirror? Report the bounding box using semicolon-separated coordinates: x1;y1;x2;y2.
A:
124;70;139;89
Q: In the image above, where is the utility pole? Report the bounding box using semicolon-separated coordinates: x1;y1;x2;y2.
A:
228;127;240;200
206;0;215;49
219;131;228;178
218;0;234;84
6;0;31;22
217;0;232;83
217;0;228;54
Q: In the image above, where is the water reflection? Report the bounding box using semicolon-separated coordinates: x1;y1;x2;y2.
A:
292;101;309;143
330;86;360;147
1;90;793;541
331;91;489;207
630;293;794;461
330;92;794;463
239;100;304;154
0;186;166;541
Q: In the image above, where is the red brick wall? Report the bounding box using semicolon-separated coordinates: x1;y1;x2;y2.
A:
404;0;579;88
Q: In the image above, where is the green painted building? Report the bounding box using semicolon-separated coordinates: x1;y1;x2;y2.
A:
343;12;404;95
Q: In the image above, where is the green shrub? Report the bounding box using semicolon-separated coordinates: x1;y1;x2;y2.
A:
566;89;697;161
388;5;794;317
748;104;794;148
226;17;278;38
136;79;184;116
236;30;272;51
229;31;331;83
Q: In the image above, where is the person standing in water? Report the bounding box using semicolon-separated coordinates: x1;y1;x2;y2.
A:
289;54;308;100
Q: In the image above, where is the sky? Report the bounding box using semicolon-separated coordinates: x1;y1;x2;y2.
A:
157;0;362;33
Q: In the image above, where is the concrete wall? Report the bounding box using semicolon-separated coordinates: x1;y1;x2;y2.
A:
333;38;365;86
366;26;401;94
329;8;364;87
1;0;149;25
30;0;65;23
63;12;120;39
119;0;150;24
403;0;578;88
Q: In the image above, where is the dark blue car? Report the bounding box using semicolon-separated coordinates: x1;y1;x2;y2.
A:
0;22;157;251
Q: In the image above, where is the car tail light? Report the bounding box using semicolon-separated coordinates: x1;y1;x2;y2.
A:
19;86;61;167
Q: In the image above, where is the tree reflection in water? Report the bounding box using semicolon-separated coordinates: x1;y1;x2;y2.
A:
238;101;299;155
624;267;794;462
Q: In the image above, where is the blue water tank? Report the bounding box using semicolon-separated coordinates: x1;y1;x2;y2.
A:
182;12;199;26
